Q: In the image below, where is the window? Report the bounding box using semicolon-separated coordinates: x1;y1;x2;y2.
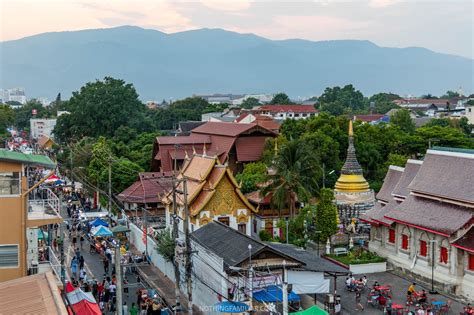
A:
440;246;448;264
218;216;229;226
419;240;427;257
238;223;246;234
401;234;409;250
388;229;395;243
0;172;20;195
469;254;474;271
0;245;19;268
253;219;257;234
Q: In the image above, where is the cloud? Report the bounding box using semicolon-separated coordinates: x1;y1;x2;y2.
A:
200;0;251;11
368;0;400;8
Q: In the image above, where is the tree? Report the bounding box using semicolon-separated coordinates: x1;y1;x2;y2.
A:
262;139;318;218
459;117;473;136
441;90;461;99
390;109;415;134
155;228;175;262
0;104;15;132
54;77;147;141
241;97;261;109
235;162;267;194
319;85;367;114
269;93;293;105
14;99;52;130
313;188;338;243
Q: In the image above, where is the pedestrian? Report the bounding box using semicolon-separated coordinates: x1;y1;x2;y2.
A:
75;248;80;260
80;234;84;249
72;235;77;248
70;257;78;277
79;255;85;269
103;257;109;274
109;281;117;301
335;302;341;315
52;237;58;251
122;302;128;315
130;303;139;315
92;280;98;299
105;247;112;261
355;289;364;311
79;267;86;282
123;276;129;297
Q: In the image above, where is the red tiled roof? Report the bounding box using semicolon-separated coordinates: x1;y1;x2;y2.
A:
384;195;473;236
246;191;272;205
451;225;474;253
157;134;211;145
255;115;280;131
235;136;268;162
192;121;272;137
354;114;385;122
117;172;173;204
235;112;251;123
256;105;318;113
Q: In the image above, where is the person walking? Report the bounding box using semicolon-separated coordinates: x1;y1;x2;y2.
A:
79;255;85;270
122;302;128;315
355;289;364;311
130;303;139;315
103;257;109;274
71;235;77;248
80;234;84;249
75;247;81;261
70;257;78;277
79;267;87;282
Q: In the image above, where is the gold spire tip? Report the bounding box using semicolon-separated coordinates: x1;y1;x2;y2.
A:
348;120;353;137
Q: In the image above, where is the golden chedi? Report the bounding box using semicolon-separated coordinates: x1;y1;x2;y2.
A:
334;120;374;219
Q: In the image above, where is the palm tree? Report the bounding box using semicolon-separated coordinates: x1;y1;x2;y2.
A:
262;139;318;218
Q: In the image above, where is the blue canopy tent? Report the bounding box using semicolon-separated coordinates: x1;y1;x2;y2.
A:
92;226;113;237
90;218;109;227
253;285;300;303
214;301;249;313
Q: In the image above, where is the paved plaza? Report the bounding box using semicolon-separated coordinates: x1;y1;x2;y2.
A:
332;271;466;314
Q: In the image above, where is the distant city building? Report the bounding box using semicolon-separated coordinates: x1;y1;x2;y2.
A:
334;121;375;219
253;104;318;120
465;104;474;125
193;93;244;105
30;118;57;140
394;98;468;117
1;88;27;105
231;93;275;106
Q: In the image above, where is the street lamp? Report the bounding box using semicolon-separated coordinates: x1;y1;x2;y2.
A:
321;163;335;189
429;239;438;294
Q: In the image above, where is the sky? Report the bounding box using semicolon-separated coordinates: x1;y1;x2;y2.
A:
1;0;473;59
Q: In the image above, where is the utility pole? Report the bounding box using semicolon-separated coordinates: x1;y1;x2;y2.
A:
282;260;288;315
172;180;181;314
108;159;112;214
115;243;123;315
183;178;193;315
322;163;325;189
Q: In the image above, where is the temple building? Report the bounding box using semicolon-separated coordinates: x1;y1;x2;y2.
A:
334;121;374;221
362;148;474;301
163;152;258;236
151;121;276;174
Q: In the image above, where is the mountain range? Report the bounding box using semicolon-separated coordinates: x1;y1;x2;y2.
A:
1;25;472;101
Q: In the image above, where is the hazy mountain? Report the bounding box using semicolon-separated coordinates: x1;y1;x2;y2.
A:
1;25;472;100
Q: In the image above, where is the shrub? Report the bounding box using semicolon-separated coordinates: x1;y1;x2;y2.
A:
259;230;272;242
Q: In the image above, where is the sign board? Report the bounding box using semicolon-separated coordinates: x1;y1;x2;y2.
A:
32;109;37;115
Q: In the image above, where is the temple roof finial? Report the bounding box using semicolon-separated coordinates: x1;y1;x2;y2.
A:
348;120;353;137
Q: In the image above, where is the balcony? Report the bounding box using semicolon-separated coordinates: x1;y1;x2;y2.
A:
29;246;63;285
27;188;62;227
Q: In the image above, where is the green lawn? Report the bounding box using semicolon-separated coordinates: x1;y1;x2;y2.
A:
327;250;386;265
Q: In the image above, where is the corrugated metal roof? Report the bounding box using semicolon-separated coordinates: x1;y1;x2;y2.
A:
0;149;55;168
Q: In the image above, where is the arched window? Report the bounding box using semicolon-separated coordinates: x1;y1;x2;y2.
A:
439;239;449;264
400;226;410;251
418;232;430;257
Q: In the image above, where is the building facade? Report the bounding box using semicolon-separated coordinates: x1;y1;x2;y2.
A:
0;151;60;282
363;148;474;300
334;121;375;220
253;105;318;120
163;153;258;235
30;118;57;140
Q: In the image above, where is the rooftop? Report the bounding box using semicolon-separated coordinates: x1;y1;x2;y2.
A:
0;149;55;168
256;104;318;113
0;272;67;315
376;165;404;203
391;159;422;199
192;121;274;137
452;225;474;253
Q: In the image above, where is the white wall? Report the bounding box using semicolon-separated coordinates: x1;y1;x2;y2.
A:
465;105;474;125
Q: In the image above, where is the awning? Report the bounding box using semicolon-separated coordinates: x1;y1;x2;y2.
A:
89;218;109;227
214;301;249;313
253;285;300;303
91;226;113;237
37;229;48;240
111;225;130;234
291;305;329;315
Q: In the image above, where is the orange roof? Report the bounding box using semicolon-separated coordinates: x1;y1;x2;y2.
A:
0;272;67;315
38;135;55;148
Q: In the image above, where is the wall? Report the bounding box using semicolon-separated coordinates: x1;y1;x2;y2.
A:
349;262;387;274
0;161;25;282
465;105;474;125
